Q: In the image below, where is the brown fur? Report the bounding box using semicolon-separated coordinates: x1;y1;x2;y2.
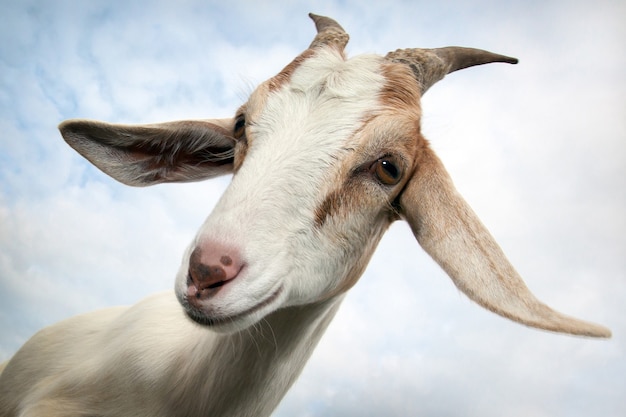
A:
268;49;316;92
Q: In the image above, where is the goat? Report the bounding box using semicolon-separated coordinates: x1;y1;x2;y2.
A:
0;13;610;417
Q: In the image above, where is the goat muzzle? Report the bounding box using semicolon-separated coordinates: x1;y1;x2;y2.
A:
187;244;244;301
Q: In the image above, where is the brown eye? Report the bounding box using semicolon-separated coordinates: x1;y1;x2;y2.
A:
233;115;246;139
371;158;402;185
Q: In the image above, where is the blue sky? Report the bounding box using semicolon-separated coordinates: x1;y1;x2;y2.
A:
1;0;625;416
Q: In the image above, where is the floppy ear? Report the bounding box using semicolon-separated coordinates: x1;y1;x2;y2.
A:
59;118;236;186
399;146;611;337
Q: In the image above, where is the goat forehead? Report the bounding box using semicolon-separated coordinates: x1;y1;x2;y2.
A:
287;50;386;97
247;53;383;174
248;51;389;151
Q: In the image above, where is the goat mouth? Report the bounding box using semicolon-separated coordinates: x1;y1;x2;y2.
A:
206;278;233;289
183;285;284;327
186;263;245;297
186;273;236;295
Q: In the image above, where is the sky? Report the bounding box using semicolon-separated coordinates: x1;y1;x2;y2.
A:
1;0;625;416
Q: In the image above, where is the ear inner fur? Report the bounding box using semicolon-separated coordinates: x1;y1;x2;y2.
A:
59;119;236;186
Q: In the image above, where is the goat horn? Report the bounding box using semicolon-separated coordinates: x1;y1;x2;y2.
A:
308;13;349;51
385;47;518;93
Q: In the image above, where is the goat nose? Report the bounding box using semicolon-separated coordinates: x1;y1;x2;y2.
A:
187;244;243;300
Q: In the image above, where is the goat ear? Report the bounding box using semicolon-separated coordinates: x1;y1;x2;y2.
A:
399;147;611;338
59;119;236;186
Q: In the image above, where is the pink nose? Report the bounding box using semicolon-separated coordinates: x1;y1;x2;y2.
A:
187;243;243;300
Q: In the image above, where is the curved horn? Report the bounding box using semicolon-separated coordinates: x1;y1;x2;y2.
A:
308;13;349;51
385;47;518;93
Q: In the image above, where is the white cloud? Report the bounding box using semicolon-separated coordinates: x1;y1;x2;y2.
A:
1;0;624;416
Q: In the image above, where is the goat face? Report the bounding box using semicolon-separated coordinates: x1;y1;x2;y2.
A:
177;51;424;331
59;14;610;337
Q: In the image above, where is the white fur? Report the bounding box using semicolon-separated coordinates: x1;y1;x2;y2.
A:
1;292;343;416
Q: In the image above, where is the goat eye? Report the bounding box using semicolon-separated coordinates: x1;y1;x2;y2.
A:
233;115;246;139
372;158;402;185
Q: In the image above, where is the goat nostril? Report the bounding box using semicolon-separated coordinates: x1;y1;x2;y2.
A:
209;265;226;281
220;255;232;266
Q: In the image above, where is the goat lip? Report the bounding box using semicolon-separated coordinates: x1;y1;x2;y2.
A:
207;276;235;289
184;285;284;328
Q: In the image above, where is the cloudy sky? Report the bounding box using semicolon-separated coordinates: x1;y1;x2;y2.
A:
1;0;624;415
